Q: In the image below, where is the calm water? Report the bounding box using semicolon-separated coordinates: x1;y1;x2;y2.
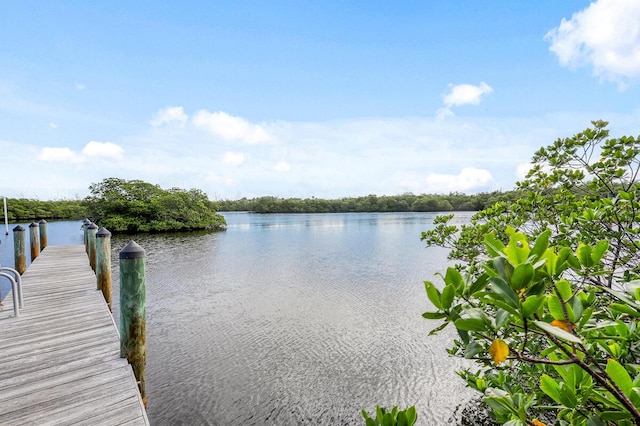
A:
1;213;475;425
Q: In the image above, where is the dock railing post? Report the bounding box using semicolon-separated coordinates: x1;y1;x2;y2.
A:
12;225;26;275
29;222;40;262
39;219;48;250
87;223;98;271
96;227;112;311
119;240;147;406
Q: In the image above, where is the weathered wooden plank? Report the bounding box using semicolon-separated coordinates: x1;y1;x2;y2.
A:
0;244;149;425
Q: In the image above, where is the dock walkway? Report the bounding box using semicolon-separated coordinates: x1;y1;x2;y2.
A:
0;245;149;425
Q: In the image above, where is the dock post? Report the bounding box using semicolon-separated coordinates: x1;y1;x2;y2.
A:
82;219;91;254
87;223;98;271
39;219;48;250
119;240;147;406
29;222;40;262
96;227;112;311
13;225;26;274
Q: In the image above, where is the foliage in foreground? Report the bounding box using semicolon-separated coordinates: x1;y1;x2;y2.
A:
421;121;640;425
83;178;227;233
362;405;417;426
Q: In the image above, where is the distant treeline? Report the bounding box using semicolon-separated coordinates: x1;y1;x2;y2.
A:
218;190;521;213
2;198;86;222
3;190;521;221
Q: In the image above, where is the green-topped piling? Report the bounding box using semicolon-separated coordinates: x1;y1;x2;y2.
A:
119;240;147;406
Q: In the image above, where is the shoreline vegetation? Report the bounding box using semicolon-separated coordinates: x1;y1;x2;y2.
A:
1;189;520;223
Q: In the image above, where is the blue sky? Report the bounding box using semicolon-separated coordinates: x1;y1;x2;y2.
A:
2;0;640;200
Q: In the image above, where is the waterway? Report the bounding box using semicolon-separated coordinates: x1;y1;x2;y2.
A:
1;212;476;425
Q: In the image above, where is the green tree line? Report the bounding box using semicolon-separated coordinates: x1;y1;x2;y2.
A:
1;198;86;221
218;190;521;213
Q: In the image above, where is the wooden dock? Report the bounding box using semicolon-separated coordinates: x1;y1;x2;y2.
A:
0;245;149;425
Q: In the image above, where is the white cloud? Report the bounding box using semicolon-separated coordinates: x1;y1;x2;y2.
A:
222;151;245;166
81;141;124;159
36;147;84;164
151;106;189;127
75;82;86;91
545;0;640;87
443;82;493;107
192;110;271;144
426;167;493;193
516;163;533;181
274;161;291;172
48;122;58;129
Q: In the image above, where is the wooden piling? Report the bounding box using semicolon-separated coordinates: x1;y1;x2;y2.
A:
119;240;147;406
13;225;26;274
86;223;98;272
29;222;40;262
82;219;91;254
39;219;48;250
96;227;112;311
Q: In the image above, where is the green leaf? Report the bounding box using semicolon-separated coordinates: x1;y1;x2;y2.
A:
548;294;565;321
571;296;583;322
454;318;487;332
540;374;563;404
529;229;550;259
444;267;465;293
424;281;442;309
489;277;520;308
605;359;640;406
422;312;447;320
483;233;506;257
511;263;534;290
586;415;606;426
609;303;640;317
558;382;578;408
600;411;632;421
397;411;408;426
534;320;583;344
464;341;483;358
405;406;417;425
382;412;393;426
521;295;544;318
365;418;377;426
577;243;594;268
555;279;572;300
441;284;455;310
495;309;511;329
591;240;609;264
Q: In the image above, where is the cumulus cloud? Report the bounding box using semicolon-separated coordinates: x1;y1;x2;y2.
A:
151;106;189;127
273;161;291;172
516;163;533;180
36;141;124;164
36;147;84;164
192;110;271;144
437;82;493;118
82;141;124;159
426;167;493;192
222;151;245;166
545;0;640;87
